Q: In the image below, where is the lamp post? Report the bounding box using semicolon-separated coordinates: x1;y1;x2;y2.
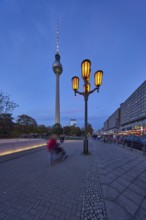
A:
72;59;103;154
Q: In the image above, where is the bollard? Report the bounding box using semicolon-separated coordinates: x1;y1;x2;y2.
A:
123;141;124;148
123;140;125;148
130;141;133;151
143;143;146;155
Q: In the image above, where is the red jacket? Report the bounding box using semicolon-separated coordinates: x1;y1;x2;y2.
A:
47;138;57;151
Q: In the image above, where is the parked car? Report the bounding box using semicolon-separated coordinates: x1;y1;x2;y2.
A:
125;136;146;151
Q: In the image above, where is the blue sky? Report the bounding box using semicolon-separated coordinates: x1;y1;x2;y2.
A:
0;0;146;130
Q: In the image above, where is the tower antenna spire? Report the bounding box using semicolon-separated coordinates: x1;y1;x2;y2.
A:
56;18;59;53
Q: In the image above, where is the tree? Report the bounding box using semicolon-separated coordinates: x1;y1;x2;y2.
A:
69;126;81;136
46;126;52;137
63;126;81;136
75;127;81;136
17;114;37;126
87;123;93;136
36;125;48;138
81;127;85;136
81;123;93;137
0;114;14;138
51;123;63;136
0;92;18;114
11;123;21;138
63;126;70;136
16;114;37;135
0;92;18;137
37;125;48;134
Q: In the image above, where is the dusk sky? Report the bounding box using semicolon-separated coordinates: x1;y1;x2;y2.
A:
0;0;146;130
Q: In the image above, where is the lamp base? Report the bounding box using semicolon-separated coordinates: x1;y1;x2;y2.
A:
83;139;88;154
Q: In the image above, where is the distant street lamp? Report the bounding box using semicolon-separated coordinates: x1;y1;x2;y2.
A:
72;59;103;154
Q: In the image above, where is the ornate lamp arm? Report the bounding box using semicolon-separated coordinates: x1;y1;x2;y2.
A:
75;90;85;96
88;86;99;95
75;86;99;96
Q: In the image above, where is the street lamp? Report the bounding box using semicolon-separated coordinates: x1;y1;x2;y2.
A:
72;59;103;154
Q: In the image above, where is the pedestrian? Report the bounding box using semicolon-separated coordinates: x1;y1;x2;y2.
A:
47;135;67;165
60;135;65;144
47;135;58;165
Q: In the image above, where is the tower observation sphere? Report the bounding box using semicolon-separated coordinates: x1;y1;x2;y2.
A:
52;53;63;75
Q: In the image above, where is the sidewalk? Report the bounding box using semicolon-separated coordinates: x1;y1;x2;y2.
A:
92;140;146;220
0;140;146;220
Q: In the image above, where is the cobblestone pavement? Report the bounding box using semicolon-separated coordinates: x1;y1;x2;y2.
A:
91;140;146;220
0;140;146;220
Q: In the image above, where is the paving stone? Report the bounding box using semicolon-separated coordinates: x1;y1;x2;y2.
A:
116;177;131;188
141;198;146;210
104;200;131;220
110;180;125;193
133;179;146;190
138;175;146;183
100;175;113;184
122;173;136;182
117;194;139;215
102;185;119;200
0;211;8;219
123;188;143;206
133;207;146;220
17;212;27;219
128;183;146;197
106;173;118;181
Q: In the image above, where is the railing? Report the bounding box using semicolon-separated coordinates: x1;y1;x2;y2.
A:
0;139;46;156
100;135;146;156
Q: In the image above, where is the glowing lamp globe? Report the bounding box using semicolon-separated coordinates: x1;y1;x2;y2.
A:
94;70;103;87
84;83;90;92
72;76;79;91
81;59;91;80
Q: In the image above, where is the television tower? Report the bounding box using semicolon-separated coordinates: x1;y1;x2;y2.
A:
52;20;63;124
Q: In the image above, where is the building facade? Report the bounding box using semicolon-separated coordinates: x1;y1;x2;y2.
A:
109;108;120;131
103;80;146;135
121;80;146;125
70;119;77;126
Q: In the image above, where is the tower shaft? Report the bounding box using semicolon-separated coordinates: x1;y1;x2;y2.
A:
55;74;60;123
